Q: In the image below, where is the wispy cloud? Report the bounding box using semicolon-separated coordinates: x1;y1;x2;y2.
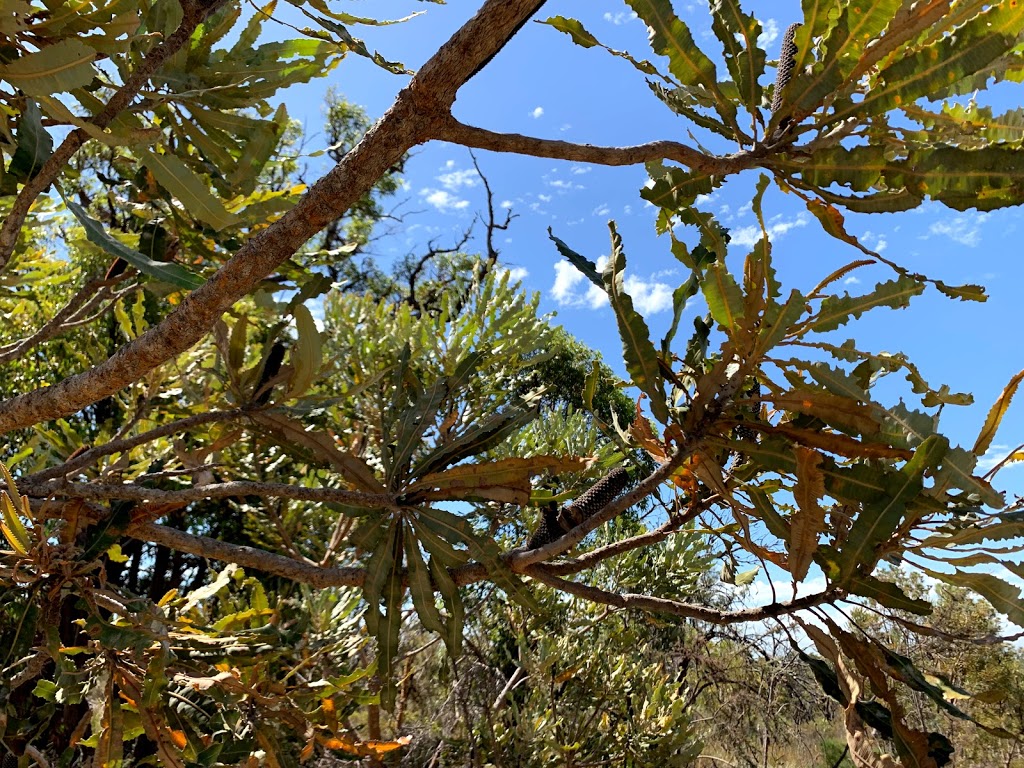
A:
530;106;544;119
928;213;989;247
758;18;779;48
604;10;638;25
593;203;611;217
501;266;529;282
730;212;809;248
436;168;479;191
420;188;470;213
978;444;1022;473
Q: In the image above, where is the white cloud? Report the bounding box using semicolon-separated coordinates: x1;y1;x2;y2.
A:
548;179;582;191
624;275;674;314
501;266;529;282
730;212;809;248
593;204;611;217
559;123;572;132
604;11;638;24
929;213;989;247
570;165;592;175
444;159;455;169
538;193;552;203
436;168;479;191
860;230;888;253
978;444;1022;473
420;188;470;213
552;261;608;309
530;106;544;119
758;18;779;49
500;199;513;209
552;258;673;314
844;276;861;285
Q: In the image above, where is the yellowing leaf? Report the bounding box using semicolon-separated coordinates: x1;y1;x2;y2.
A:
973;367;1024;457
790;446;826;581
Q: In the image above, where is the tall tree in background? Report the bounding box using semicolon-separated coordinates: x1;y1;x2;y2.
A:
1;0;1024;765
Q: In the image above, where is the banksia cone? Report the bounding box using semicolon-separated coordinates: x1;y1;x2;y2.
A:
771;23;801;115
526;467;630;551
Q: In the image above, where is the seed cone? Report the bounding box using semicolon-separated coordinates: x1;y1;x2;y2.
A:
771;23;801;115
526;467;630;551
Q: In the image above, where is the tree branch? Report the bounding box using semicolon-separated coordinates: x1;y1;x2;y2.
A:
23;478;395;510
435;115;767;175
23;409;246;483
133;521;365;588
0;0;552;436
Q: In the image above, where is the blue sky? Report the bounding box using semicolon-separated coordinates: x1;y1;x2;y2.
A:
268;0;1024;500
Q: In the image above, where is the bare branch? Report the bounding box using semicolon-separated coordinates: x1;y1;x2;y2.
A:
0;274;130;364
526;566;844;625
435;115;766;175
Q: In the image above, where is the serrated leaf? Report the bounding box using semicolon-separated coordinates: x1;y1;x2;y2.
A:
973;367;1024;457
837;435;948;578
734;566;759;586
701;260;745;333
542;15;665;77
251;411;384;493
604;223;668;423
406;456;589;505
548;228;603;288
627;0;736;127
807;275;924;334
0;39;96;97
925;568;1024;629
790;446;826;581
848;573;932;615
640;164;715;211
709;0;765;114
843;3;1024;121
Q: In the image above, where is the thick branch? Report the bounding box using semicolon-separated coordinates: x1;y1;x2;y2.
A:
435;115;766;175
0;0;550;436
0;0;230;270
134;521;364;588
527;567;844;625
23;479;396;509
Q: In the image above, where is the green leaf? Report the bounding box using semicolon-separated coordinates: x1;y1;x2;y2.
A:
541;15;665;78
973;368;1024;458
837;435;948;579
286;303;323;399
709;0;765;114
734;566;759;586
548;228;603;289
640;164;715;212
701;261;745;332
806;275;924;334
62;195;205;290
848;573;932;615
926;568;1024;629
787;0;902;119
6;100;52;186
626;0;736;127
603;223;668;424
138;150;240;231
0;39;96;97
405;533;447;640
842;3;1024;121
